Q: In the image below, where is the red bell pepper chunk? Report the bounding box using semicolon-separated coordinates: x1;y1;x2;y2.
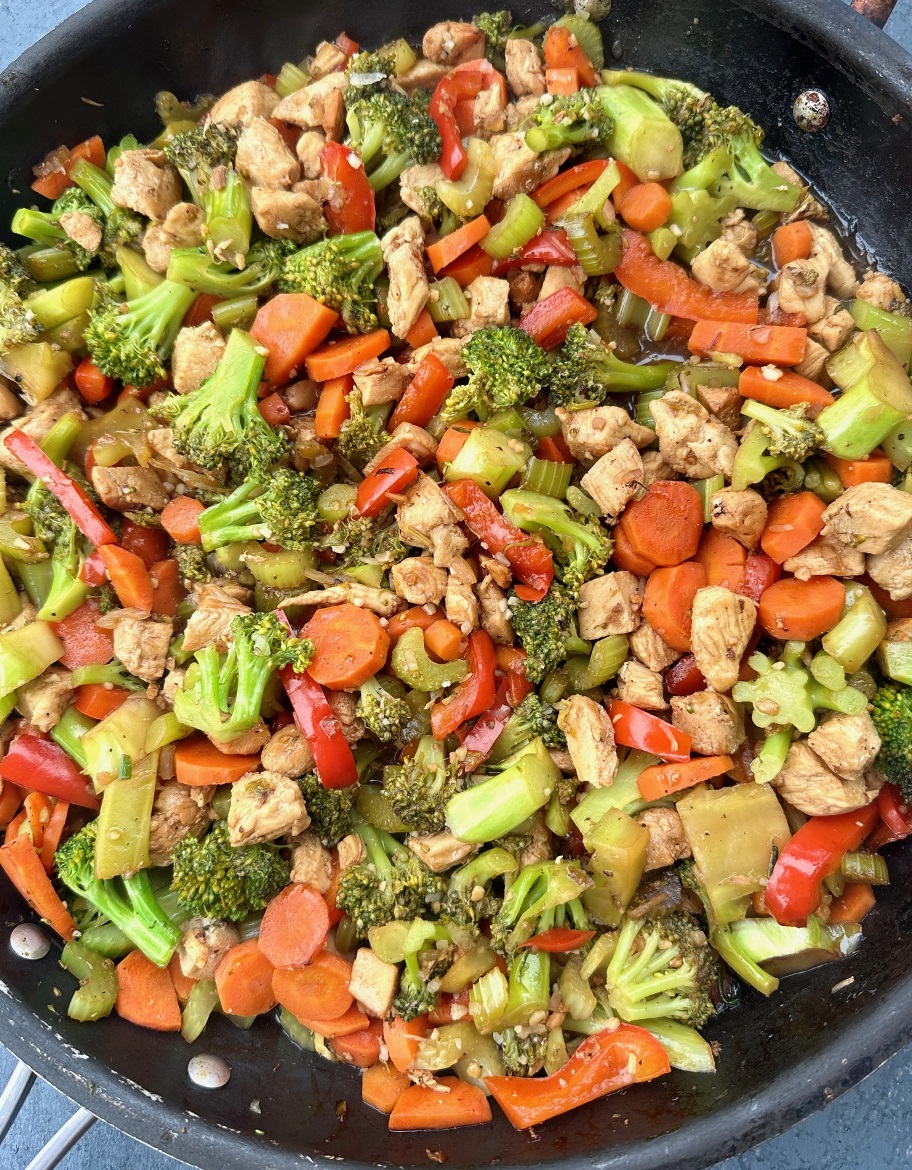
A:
430;61;508;180
0;734;99;811
517;927;596;953
518;286;597;349
431;630;498;740
3;430;117;548
765;804;881;926
868;783;912;851
334;32;360;60
461;681;512;772
321;141;376;234
280;665;359;789
492;229;577;275
79;549;109;588
607;699;692;762
736;550;782;603
663;654;706;697
388;353;455;431
355;448;420;518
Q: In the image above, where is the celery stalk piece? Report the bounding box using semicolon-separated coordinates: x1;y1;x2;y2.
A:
275;61;309;99
842;850;890;885
437;138;497;218
244;547;317;590
205;167;252;266
427;277;470;324
724;915;860;977
18;561;54;608
821;583;887;675
480;194;545;260
95;751;160;878
582;807;649;927
802;457;843;503
820;330;912;460
566;635;629;691
692;474;725;523
878;637;912;685
415;1022;503;1074
881;417;912;472
0;558;21;626
182;979;220;1043
279;1006;317;1051
468;965;509;1033
26;276;97;331
520;456;572;499
211;294;258;331
51;705;95;770
850;298;912;368
36;567;89;622
117;245;165;299
642;1018;716;1073
566;160;620;227
82;694;162;791
559;954;597;1022
61;941;119;1022
596;83;684;181
446;738;561;843
24;246;81;282
79;920;132;960
443;427;530;498
0;621;63;700
439;942;497;995
561;214;622;275
391;626;469;691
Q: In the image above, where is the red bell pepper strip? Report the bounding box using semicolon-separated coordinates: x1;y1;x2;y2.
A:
334;32;360;60
517;927;596;952
461;681;512;772
607;699;692;762
765;804;881;927
321;141;376;234
280;665;359;789
0;734;99;810
868;783;912;851
492;229;577;275
430;62;508;180
663;654;706;697
444;479;554;597
3;430;117;547
615;230;760;325
485;1023;670;1129
518;287;597;349
79;548;109;587
431;630;497;740
388;353;455;431
736;550;782;603
355;448;420;518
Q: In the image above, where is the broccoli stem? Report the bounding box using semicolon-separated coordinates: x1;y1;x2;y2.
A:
95;753;159;878
204;168;252;265
69;158;116;216
595;84;684;181
24;247;81;282
445;739;561;844
750;726;793;785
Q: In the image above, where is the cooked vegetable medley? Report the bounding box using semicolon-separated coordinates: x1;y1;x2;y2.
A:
2;6;912;1134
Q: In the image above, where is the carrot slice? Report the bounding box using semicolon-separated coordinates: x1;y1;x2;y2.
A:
215;939;277;1017
302;602;391;690
738;365;835;409
689;321;807;366
404;308;438;349
427;216;492;273
424;619;465;663
621;182;672;233
39;799;69;873
115;949;182;1032
168;951;197;1005
314;375;353;440
533;161;612;209
771;221;813;267
55;598;114;670
642;561;707;653
258;883;330;968
74;684;131;720
251;293;339;386
546;67;579;95
388;606;443;643
695;528;746;591
824;449;893;487
362;1062;411;1113
161;496;206;544
637;755;733;801
612;524;657;576
174;735;260;786
760;492;827;564
438;244;494;288
273;952;354;1022
388;1076;492;1131
758;575;846;641
297;1003;370;1038
97;544;154;614
305;329;391;382
436;421;481;471
330;1019;384;1067
383;1014;429;1073
828;882;876;924
0;833;76;939
617;481;704;567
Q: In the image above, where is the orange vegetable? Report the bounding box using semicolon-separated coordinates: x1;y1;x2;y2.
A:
621;182;672;233
22;792;52;852
305;329;391;382
258;883;330;968
362;1062;411;1114
388;353;455;431
424;619;465;662
438;243;495;287
617;481;704;567
38;799;69;873
181;293;222;329
404;308;438;349
150;558;185;618
696;528;746;590
388;606;442;642
610;160;639;212
533;161;613;209
297;1003;370;1038
828;882;876;924
330;1019;384;1067
737;365;836;409
251;293;339;386
542;24;598;87
427;216;492;273
74;684;131;721
546;67;579;95
168;952;197;1004
302;602;391;690
637;754;734;801
174;735;261;786
55;599;114;670
32;135;106;199
5;810;26;845
314;375;353;440
771;220;813;268
824;449;893;487
115;949;182;1031
642;562;707;652
388;1076;492;1131
272;951;354;1022
760;492;827;564
97;544;154;614
612;525;657;576
436;420;481;471
0;782;22;831
864;576;912;621
383;1014;429;1073
258;392;291;426
215;939;277;1017
161;496;206;544
535;434;574;464
758;575;846;641
689;320;808;366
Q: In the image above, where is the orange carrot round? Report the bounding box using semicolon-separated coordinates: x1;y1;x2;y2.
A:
161;496;206;544
215;939;277;1017
362;1062;411;1114
758;575;846;641
302;602;391;690
642;562;707;652
273;953;354;1022
297;1003;370;1038
621;182;672;233
330;1019;384;1067
258;882;330;968
150;558;186;618
388;606;442;642
824;449;893;487
771;220;813;268
611;524;657;576
760;492;827;564
168;951;197;1005
115;949;181;1032
304;329;391;382
251;293;339;386
618;481;704;566
73;684;131;721
695;528;747;591
174;735;260;786
436;421;481;471
388;1076;492;1131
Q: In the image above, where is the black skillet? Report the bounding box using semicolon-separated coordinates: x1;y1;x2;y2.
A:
1;0;912;1166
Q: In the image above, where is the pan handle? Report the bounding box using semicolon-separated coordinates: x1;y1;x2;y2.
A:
0;1059;96;1169
850;0;900;28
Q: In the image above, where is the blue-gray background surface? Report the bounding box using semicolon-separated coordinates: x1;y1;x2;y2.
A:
2;0;912;1165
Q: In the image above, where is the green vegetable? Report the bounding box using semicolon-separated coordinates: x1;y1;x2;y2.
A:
95;752;159;879
278;232;384;333
60;940;119;1022
525;89;614;154
842;850;889;885
821;583;887;675
346;88;442;192
581;807;649;927
733;640;867;734
336;388;389;469
740;399;824;463
26;275;96;331
819;330;912;460
511;582;577;684
802;457;843;503
382;735;460;833
850;298;912;367
197;471;322;552
441;847;517;928
12;197;101;272
594;83;684;181
171;820;290;922
566;635;629;692
436;138;496;218
84;277;197;387
443;426;529;497
81;694;161;790
445;738;562;844
641;1018;716;1074
440;326;551;425
561;214;622;277
481;194;545;260
549;322;676;411
427;277;470;323
391;626;469;691
416;1020;505;1076
870;683;912;802
275;61;310;98
0;621;63;700
168;239;295;298
521;456;572;499
182;979;220;1043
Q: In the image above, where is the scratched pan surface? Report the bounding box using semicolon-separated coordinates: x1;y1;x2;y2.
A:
2;0;912;1166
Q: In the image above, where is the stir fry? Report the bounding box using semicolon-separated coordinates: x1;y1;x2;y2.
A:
2;6;912;1134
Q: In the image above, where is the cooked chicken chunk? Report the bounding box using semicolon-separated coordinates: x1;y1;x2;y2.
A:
178;918;240;981
295;130;326;180
381;217;429;339
400;162;447;222
695;382;742;432
807;224;859;299
505;38;546;97
326;692;365;744
0;390;85;478
397;59;451;92
408;831;476;873
580;439;644;520
214;721;271;757
250;186;325;243
283;582;404;618
671;691;745;756
446;577;480;635
111;149;182;221
142;202;207;273
710;488;767;550
855;269;907;312
480;554;512;589
578;572;643;640
868;533;912;600
690;238;762;295
556;405;655;463
60;210;102;252
637;808;692;871
227;771;310;845
558;695;618;788
808;712;881;781
148;782;212;865
353;356;409;407
690;587;757;693
422;21;485;64
795;338;832;386
720;209;757;257
775;258;828;323
208;80;280;127
451;276;510;337
405;338;467;381
362;423;438;476
91;465;169;511
272;73;347;128
171;321;226;394
651;390;738;480
337;833;367;871
349;947;400;1019
15;667;72;732
538;264;585;301
822;483;912;555
629;619;682;672
397;472;468;565
236;117;300;189
640;449;678;487
476;575;513;645
182;585;251;653
290;832;333;892
615;660;667;711
473;83;507;139
489;132;570;200
773;741;881;817
784;534;866;581
807;303;856;353
0;379;22;423
391;557;448;606
261;723;315;777
113;616;173;682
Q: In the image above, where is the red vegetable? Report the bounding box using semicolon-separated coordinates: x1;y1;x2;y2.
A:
607;699;691;762
74;358;114;405
519;287;597;349
663;654;706;696
280;661;359;790
321;141;376;234
431;630;497;739
461;682;512;772
492;229;577;274
429;62;508;180
736;550;782;603
517;927;595;952
355;448;420;518
388;354;454;431
0;734;99;810
868;783;912;851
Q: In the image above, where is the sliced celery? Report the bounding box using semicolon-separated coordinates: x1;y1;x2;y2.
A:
480;194;544;260
444;427;529;498
437;138;496;218
521;456;571;498
244;547;317;590
561;214;622;275
882;418;912;472
0;621;63;699
692;474;724;523
182;980;220;1043
427;277;470;323
582;807;649;926
842;851;889;885
821;583;887;675
850;298;912;368
95;751;159;878
275;61;310;98
445;738;560;843
211;294;258;331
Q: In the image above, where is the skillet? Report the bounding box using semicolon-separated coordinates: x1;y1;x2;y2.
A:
1;0;912;1165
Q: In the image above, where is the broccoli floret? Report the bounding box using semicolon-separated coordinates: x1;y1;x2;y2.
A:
498;1027;547;1076
346;90;442;191
83;278;197;387
11;199;100;272
549;323;675;409
297;773;356;847
345;51;396;97
196;470;322;552
0;283;41;354
278;232;384;334
488;860;591;955
170;820;290;923
174;542;212;583
441;326;552;425
164;124;250;267
393;948;438;1021
327;519;409;571
493;694;567;761
173;611;314;744
871;684;912;802
68;157;145;268
441;846;517;928
740;400;824;463
381;735;461;833
26;479;85;621
474;10;513;62
156;327;288;475
168;239;295;297
163;122;240;206
336;386;388;469
356;675;412;743
0;242;35;297
511;582;576;684
55;820;182;967
525;89;614;154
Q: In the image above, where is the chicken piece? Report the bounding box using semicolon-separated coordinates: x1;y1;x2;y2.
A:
353;356;409;407
636;808;692;871
505;38;546;97
473;83;507;139
337;833;367;871
182;584;251;653
250;187;325;243
447;554;477;586
146;427;212;487
577;571;643;640
446;577;479;635
868;533;912;600
476;575;513;645
91;465;169;511
362;423;437;476
615;660;666;711
822;483;912;555
503;95;540;132
629;617;682;672
236;117;300;189
422;21;485;64
349;947;400;1019
112;616;173;682
538;264;585;301
170;321;226;395
558;695;618;788
60;210;102;252
773;741;881;817
381;217;429;339
556;405;655;463
141;202;207;274
14;667;72;732
397;472;467;562
696;382;743;432
774;258;828;324
640;449;678;487
408;831;476;873
0;378;22;423
690;587;757;693
719;209;757;257
451;276;510;338
405;338;467;381
784;533;866;581
320;87;346;142
507;269;543;311
111;148;182;221
808;712;881;782
772;163;827;223
489;132;570;200
309;39;348;79
148;782;213;865
214;721;271;757
295;130;326;180
208;80;280;127
272;73;347;128
261;723;315;777
0;390;85;478
479;554;512;589
397;59;451;91
177;918;240;982
650;390;738;480
326;692;365;744
517;815;552;867
399;163;447;223
580;439;644;521
283;582;404;618
227;771;310;846
670;691;745;756
807;302;856;353
794;337;832;386
391;557;448;606
710;488;768;550
807;224;859;299
855;269;907;313
290;832;334;893
690;238;762;295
